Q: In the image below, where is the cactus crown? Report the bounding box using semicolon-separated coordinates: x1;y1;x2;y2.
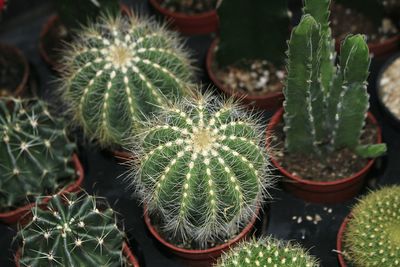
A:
61;13;194;148
18;192;127;267
131;93;271;248
343;186;400;267
0;98;75;210
283;0;386;158
216;0;289;67
214;237;319;267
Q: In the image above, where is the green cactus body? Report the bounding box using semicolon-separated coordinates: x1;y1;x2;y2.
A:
133;93;270;247
216;0;289;67
283;0;386;158
0;98;75;210
343;186;400;267
61;14;193;148
214;237;319;267
18;193;126;267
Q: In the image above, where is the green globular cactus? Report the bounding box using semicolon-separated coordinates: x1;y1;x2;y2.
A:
61;14;194;148
18;192;127;267
214;237;319;267
0;98;75;210
216;0;290;67
131;93;270;247
283;0;386;158
343;186;400;267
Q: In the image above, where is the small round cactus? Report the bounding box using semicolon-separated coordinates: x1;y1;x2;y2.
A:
61;13;194;148
131;93;271;247
18;192;127;266
343;186;400;267
0;98;75;210
214;237;319;267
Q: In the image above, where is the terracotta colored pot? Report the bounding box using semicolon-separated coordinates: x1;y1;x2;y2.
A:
206;39;284;111
0;154;84;225
336;215;351;267
266;108;382;204
144;207;259;267
111;149;136;163
14;242;139;267
39;3;132;71
149;0;218;35
0;43;30;97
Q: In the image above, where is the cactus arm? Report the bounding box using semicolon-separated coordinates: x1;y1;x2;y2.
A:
355;143;387;158
283;15;321;153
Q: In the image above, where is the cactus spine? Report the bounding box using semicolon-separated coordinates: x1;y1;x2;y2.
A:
343;186;400;266
214;237;319;267
132;93;270;247
283;0;386;158
61;14;193;148
0;98;75;210
18;192;127;267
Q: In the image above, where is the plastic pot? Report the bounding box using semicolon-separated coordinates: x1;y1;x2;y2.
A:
144;207;259;267
149;0;218;35
336;215;351;267
266;108;382;204
0;154;84;225
0;43;30;97
206;39;284;111
14;242;140;267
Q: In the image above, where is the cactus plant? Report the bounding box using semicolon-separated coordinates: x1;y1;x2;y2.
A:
342;186;400;266
131;93;270;247
214;237;319;267
60;13;193;148
17;192;128;266
216;0;289;67
283;0;386;158
0;98;76;211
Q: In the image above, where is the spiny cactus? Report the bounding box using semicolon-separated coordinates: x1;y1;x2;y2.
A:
214;237;319;267
216;0;290;67
0;98;75;210
131;93;270;247
343;186;400;267
18;192;128;267
283;0;386;158
61;13;194;148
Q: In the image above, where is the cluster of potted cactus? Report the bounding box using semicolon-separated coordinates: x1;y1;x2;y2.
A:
1;0;400;266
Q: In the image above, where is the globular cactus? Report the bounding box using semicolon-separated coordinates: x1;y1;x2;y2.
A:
283;0;386;157
0;98;75;210
343;186;400;267
214;237;319;267
131;93;270;247
18;192;127;267
61;14;194;148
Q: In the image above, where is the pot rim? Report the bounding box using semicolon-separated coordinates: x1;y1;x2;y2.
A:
336;215;351;267
266;108;382;186
149;0;217;19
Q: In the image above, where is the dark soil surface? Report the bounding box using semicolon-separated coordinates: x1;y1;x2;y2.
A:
0;47;25;97
159;0;217;14
214;59;285;96
270;121;378;182
331;3;398;44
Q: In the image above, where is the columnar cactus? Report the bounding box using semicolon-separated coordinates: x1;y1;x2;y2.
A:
18;192;128;266
61;14;193;148
283;0;386;157
216;0;290;67
214;237;319;267
0;98;75;210
132;93;270;247
343;186;400;266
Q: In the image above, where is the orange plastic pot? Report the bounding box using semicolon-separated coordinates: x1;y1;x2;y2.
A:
266;108;382;204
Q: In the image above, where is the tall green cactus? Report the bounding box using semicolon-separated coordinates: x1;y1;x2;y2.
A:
61;13;193;148
283;0;386;158
343;186;400;267
216;0;289;67
18;192;128;266
131;93;270;247
214;237;319;267
0;98;75;210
